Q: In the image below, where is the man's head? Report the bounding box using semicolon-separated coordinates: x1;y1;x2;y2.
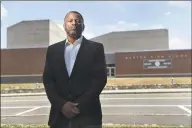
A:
64;11;85;39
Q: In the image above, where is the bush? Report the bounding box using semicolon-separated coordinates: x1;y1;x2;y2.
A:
1;124;191;128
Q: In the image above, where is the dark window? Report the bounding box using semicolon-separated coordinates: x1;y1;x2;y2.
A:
111;68;115;76
107;64;115;67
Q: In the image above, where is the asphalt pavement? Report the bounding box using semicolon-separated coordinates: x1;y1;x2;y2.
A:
1;93;191;126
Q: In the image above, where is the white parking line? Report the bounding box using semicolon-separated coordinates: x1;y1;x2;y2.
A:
1;106;37;109
102;105;192;107
1;104;191;109
1;113;191;117
101;97;191;100
15;107;41;116
1;97;191;102
178;105;191;114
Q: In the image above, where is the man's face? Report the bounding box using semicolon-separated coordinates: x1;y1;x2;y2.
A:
64;13;84;38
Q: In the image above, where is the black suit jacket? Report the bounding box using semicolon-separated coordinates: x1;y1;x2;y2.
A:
42;37;107;127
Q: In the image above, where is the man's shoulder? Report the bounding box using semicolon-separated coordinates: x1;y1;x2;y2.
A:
47;40;65;50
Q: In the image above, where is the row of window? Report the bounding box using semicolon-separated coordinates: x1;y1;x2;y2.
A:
124;54;190;60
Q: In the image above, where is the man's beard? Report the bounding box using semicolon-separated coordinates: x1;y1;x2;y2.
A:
65;26;83;39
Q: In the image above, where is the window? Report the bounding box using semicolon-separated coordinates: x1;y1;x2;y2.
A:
107;63;116;77
107;68;109;76
107;64;115;67
111;68;115;76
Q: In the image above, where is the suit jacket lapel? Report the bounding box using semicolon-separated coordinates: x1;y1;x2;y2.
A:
70;37;87;78
58;39;70;79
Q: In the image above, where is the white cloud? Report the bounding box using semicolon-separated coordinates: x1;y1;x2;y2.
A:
148;24;165;29
165;12;171;16
169;37;191;49
82;25;96;39
1;4;7;18
105;21;139;32
83;31;96;39
168;1;191;8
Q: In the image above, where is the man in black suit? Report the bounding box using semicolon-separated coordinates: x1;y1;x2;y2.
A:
43;11;107;128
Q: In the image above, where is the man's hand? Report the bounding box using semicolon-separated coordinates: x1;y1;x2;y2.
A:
61;101;80;119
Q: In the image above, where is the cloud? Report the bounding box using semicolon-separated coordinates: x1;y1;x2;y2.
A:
168;1;191;8
169;37;191;49
148;24;165;29
1;4;7;18
105;21;139;32
165;12;171;16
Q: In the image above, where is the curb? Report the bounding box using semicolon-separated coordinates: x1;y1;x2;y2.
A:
102;88;191;94
1;88;191;97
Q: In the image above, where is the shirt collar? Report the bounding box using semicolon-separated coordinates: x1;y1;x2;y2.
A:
65;36;83;46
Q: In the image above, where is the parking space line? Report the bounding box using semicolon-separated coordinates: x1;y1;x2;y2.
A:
1;113;191;117
101;105;191;107
15;107;41;116
1;97;191;102
1;106;37;109
1;106;48;109
178;105;191;114
1;105;191;109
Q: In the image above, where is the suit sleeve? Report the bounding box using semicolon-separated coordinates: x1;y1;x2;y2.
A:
43;47;67;111
75;43;107;111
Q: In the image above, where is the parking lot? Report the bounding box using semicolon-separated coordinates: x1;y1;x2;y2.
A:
1;93;191;126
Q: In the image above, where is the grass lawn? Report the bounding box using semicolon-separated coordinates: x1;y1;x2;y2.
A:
1;77;191;89
106;77;192;86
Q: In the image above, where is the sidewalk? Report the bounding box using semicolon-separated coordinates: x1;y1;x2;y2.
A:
1;88;191;97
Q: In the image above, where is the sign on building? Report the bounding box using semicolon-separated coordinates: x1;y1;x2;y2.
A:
143;59;172;69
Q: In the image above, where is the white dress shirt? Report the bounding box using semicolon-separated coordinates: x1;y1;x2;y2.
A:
64;36;83;76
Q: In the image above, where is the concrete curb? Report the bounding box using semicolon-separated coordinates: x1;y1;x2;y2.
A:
1;88;191;97
102;88;192;94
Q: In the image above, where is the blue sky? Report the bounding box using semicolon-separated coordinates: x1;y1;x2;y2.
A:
1;1;191;49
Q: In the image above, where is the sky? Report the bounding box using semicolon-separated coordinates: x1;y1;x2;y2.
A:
1;1;191;49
